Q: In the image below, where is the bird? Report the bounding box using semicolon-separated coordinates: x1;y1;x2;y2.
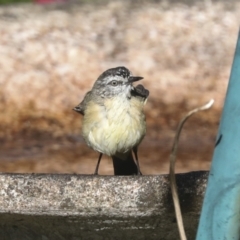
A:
73;66;149;175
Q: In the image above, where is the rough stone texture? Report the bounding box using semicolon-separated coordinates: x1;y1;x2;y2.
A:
0;171;208;240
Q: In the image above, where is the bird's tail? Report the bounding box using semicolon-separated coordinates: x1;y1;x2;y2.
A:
112;151;138;175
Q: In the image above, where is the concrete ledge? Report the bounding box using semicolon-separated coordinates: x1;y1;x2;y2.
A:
0;171;208;240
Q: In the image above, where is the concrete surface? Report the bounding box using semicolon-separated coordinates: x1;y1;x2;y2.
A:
0;171;208;240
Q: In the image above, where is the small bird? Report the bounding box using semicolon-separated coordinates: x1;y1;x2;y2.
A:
73;66;149;175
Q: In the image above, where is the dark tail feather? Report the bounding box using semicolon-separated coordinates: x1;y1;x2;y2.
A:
112;151;138;175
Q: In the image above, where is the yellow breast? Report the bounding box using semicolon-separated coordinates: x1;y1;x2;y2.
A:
82;95;146;156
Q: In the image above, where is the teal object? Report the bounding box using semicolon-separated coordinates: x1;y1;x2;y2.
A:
196;30;240;239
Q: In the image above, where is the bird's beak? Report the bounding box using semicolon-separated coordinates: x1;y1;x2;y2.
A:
73;105;83;115
128;76;144;83
73;106;80;112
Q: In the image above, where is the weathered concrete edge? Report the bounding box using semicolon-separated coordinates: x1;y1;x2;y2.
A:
0;171;208;217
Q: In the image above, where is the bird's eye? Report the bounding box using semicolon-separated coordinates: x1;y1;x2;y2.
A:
110;80;118;86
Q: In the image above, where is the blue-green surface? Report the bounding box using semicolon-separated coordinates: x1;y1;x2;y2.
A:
196;30;240;239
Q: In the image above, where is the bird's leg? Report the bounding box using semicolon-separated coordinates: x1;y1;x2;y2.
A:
93;153;103;175
133;148;142;175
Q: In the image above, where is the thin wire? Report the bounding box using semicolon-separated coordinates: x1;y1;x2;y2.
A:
169;99;214;240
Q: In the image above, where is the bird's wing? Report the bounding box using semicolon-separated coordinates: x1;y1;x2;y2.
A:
131;84;149;102
73;91;92;115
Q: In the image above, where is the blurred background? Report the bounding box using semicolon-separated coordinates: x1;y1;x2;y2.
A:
0;0;239;175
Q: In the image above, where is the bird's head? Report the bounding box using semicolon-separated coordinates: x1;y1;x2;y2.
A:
92;66;143;98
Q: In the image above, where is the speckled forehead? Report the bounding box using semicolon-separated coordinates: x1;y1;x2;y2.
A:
97;67;131;81
115;67;131;78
